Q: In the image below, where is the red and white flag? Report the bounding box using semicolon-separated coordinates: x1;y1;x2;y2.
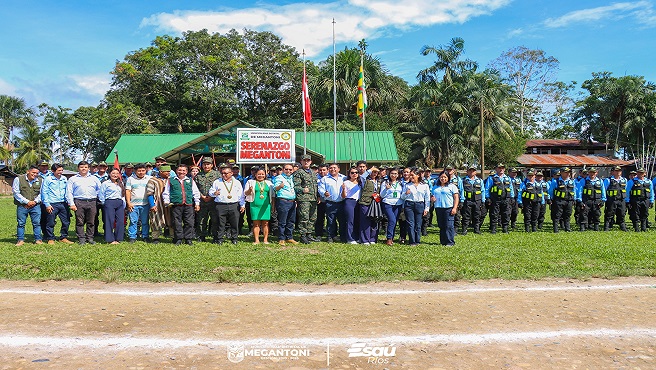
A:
302;65;312;125
113;152;120;170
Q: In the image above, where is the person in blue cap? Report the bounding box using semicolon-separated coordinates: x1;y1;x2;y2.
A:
535;171;549;230
625;168;653;232
484;163;514;233
548;167;576;232
575;167;606;231
603;165;628;231
517;169;544;232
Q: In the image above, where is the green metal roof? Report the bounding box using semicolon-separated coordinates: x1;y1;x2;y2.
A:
106;133;203;164
296;131;398;163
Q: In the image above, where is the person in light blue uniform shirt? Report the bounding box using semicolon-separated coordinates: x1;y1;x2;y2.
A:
484;163;515;233
625;168;654;232
318;163;346;242
430;170;459;246
273;163;297;244
41;163;73;244
402;169;431;246
575;167;606;231
517;170;545;233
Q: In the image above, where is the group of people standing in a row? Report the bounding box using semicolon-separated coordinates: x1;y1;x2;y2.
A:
12;156;654;247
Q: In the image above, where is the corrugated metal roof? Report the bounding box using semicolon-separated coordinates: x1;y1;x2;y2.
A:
517;154;631;167
106;133;204;164
297;131;398;163
526;139;606;148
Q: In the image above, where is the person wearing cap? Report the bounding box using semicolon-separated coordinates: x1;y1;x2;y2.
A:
294;155;319;244
461;166;485;234
146;164;172;244
548;167;576;233
484;163;514;234
163;164;201;245
358;166;382;245
443;165;464;234
13;166;43;246
151;156;167;179
93;161;110;237
90;162;98;175
209;164;245;245
66;161;102;244
144;162;154;176
125;163;152;243
194;157;220;242
575;167;606;231
535;171;549;230
517;170;544;233
604;166;628;231
625;168;653;232
41;163;73;245
98;167;126;244
122;163;134;183
508;168;522;231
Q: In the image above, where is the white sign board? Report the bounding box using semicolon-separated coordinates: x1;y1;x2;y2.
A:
236;128;296;164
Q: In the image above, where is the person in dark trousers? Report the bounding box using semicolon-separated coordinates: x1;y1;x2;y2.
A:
548;167;576;233
575;167;606;231
603;165;628;231
209;165;245;244
163;164;200;245
430;171;459;246
508;168;522;230
66;161;101;244
484;163;514;234
517;170;544;232
625;168;653;232
460;166;484;234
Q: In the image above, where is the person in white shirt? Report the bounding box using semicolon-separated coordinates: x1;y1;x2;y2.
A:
125;163;151;242
380;168;403;245
66;161;101;245
209;165;245;244
341;167;362;244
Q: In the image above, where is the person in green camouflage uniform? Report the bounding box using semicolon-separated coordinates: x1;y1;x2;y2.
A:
194;157;220;242
293;154;319;244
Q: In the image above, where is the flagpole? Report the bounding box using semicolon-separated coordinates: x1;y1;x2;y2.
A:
332;18;337;164
303;50;307;155
360;52;366;162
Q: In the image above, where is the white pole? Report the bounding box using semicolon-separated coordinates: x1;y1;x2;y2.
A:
303;50;307;155
360;53;366;162
332;18;337;164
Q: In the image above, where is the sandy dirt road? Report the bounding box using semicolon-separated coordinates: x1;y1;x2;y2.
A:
0;277;654;369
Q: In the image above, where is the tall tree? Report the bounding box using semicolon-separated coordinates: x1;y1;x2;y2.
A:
490;46;559;135
14;120;52;171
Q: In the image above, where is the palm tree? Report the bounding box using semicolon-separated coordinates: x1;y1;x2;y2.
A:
14;121;53;171
417;37;477;85
0;95;30;146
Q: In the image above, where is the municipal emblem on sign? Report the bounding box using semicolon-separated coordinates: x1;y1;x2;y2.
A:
280;132;291;141
227;344;245;363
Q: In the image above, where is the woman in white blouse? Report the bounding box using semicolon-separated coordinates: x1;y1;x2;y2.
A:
401;169;431;246
341;167;362;244
380;168;403;245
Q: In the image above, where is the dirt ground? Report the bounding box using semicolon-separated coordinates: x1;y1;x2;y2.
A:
0;277;654;369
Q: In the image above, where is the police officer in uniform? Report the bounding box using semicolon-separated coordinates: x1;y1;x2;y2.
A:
625;168;653;232
603;165;627;231
517;169;544;232
484;163;514;234
548;167;576;233
294;154;319;244
575;167;606;231
535;171;549;230
461;165;484;234
508;168;522;230
194;157;219;242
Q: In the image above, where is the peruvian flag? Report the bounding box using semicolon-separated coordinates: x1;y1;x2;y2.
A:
113;152;120;170
302;65;312;125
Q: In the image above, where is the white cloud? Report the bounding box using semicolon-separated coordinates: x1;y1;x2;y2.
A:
141;0;512;56
544;1;654;28
68;74;111;97
0;78;18;96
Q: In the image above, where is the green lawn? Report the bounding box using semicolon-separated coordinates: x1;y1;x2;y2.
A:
2;196;655;283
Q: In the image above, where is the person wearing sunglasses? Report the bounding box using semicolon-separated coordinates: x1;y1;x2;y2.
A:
341;166;362;244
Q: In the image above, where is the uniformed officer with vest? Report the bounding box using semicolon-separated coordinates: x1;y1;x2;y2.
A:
517;169;544;232
461;165;485;234
508;168;522;231
535;171;549;230
294;154;319;244
625;168;653;232
484;163;514;233
549;167;576;233
603;165;628;231
194;157;219;242
575;167;606;231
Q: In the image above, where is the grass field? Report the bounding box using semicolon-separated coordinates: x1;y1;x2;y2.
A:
2;196;655;283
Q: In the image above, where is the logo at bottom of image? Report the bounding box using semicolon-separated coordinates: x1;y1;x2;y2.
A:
347;342;397;364
227;343;310;363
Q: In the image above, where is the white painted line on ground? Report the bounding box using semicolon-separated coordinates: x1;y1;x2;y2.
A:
0;283;653;297
0;328;654;349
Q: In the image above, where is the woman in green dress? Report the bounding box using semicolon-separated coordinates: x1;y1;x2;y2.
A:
244;169;274;244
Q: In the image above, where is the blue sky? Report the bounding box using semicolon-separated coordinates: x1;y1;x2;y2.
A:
1;0;655;110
